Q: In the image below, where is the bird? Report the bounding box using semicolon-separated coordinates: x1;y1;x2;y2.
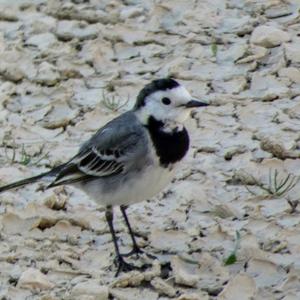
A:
0;78;208;276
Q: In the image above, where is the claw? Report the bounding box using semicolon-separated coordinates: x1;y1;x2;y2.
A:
121;246;156;260
114;256;140;277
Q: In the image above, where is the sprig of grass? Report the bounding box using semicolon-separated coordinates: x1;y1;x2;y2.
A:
20;144;31;165
242;169;299;197
224;231;241;266
101;90;129;112
211;42;218;57
3;140;49;167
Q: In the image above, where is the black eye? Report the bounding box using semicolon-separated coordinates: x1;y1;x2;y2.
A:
162;97;171;105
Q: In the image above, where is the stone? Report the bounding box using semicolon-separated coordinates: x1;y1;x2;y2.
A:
34;62;60;85
18;268;54;291
246;259;286;288
212;77;247;94
218;274;256;300
120;7;144;19
150;277;176;297
171;256;199;287
285;41;300;63
177;293;209;300
110;288;158;300
56;20;99;41
265;5;293;19
149;230;190;252
72;281;109;300
249;74;289;101
278;67;300;83
250;25;291;47
26;33;58;51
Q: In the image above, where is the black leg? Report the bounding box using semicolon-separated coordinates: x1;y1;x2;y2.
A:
120;205;143;257
120;205;156;260
105;206;137;276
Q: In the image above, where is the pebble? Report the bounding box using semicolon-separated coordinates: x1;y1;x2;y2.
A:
218;274;256;300
285;41;300;63
171;256;199;287
17;268;54;291
150;277;177;297
278;67;300;83
250;25;291;47
72;281;108;300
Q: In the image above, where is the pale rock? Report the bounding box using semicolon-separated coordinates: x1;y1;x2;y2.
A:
120;6;144;19
149;229;190;252
177;292;209;300
285;41;300;63
185;44;205;59
26;33;58;51
0;6;18;21
218;43;247;62
1;212;38;235
0;81;16;104
260;199;291;218
35;62;60;85
72;281;108;300
18;268;54;291
0;49;37;81
218;274;256;300
38;100;78;129
171;256;199;287
265;5;293;19
27;16;57;35
249;74;289;101
212;76;247;94
111;271;144;288
44;220;82;240
103;25;148;45
114;43;140;60
246;258;286;288
43;191;68;210
278;67;300;84
250;25;291;47
281;294;299;300
47;2;113;24
150;277;176;297
236;45;268;64
220;15;253;35
110;288;158;300
56;20;99;41
79;39;114;65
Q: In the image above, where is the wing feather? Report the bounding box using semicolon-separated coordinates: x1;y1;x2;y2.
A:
47;112;147;188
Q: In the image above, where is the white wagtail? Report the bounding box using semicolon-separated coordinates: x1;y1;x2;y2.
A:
0;78;208;275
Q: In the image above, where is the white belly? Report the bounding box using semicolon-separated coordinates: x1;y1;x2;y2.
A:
79;164;175;207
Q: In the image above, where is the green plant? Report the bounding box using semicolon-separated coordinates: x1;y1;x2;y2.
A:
224;231;241;266
242;169;299;197
211;42;218;57
2;138;49;167
20;144;31;165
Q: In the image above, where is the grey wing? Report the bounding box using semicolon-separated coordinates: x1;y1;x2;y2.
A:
48;116;148;187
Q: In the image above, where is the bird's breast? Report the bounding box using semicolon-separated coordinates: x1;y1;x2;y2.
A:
145;116;190;168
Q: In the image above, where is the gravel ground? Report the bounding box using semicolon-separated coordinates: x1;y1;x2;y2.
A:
0;0;300;299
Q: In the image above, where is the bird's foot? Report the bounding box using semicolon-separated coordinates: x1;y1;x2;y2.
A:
114;255;140;277
121;245;156;260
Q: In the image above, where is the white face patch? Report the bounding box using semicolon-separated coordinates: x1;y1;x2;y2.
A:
136;85;193;124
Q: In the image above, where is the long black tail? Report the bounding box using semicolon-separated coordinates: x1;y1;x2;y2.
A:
0;170;52;193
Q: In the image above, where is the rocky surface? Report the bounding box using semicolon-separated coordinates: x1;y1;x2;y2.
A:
0;0;300;299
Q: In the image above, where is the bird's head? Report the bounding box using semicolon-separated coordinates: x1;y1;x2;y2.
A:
134;78;208;125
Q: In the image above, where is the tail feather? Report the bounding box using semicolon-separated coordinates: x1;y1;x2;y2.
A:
0;171;52;193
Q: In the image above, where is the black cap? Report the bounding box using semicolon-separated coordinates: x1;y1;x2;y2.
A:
134;78;179;109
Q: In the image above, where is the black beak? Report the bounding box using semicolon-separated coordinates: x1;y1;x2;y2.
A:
185;99;209;108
